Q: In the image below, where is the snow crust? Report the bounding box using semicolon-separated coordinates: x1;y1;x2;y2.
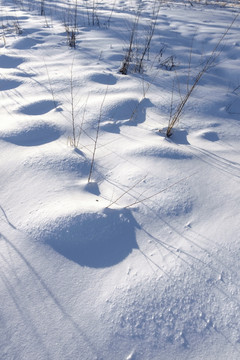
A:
0;1;240;359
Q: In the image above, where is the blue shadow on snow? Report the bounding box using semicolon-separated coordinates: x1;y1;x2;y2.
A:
45;208;140;268
2;123;61;147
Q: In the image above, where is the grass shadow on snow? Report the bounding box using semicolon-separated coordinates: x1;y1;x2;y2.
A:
44;208;140;268
168;129;190;145
102;98;154;134
159;129;190;145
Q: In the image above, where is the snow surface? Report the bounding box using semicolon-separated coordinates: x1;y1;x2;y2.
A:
0;0;240;359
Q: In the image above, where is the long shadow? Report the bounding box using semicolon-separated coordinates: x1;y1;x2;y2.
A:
188;145;240;179
138;248;174;280
0;232;100;358
0;264;52;360
0;205;16;229
159;129;240;179
3;0;125;28
138;207;240;308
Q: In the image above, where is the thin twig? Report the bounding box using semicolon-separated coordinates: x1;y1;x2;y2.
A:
88;86;108;183
43;58;58;109
166;13;239;137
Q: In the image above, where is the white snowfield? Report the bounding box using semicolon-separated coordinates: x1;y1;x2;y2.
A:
0;0;240;359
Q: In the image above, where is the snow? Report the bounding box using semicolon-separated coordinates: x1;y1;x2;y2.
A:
0;0;240;359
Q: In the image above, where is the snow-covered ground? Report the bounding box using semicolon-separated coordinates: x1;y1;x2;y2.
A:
1;0;240;359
